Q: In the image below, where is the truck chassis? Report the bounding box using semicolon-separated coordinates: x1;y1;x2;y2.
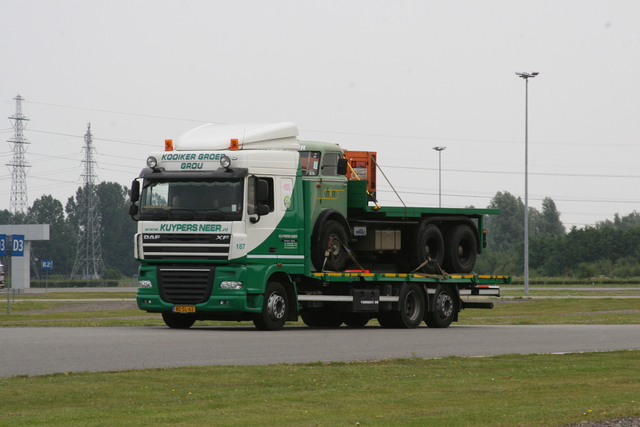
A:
139;270;509;330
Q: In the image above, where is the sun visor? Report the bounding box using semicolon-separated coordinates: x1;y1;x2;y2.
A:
174;122;300;151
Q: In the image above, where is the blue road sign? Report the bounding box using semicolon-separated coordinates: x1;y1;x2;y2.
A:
0;234;7;256
12;234;25;257
41;260;53;270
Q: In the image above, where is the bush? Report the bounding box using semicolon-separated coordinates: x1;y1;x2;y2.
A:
30;279;124;288
103;268;123;280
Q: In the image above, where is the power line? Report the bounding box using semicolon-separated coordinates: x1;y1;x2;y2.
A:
375;188;640;205
23;99;639;148
378;164;640;180
25;100;211;124
22;129;637;178
302;128;638;148
27;128;159;147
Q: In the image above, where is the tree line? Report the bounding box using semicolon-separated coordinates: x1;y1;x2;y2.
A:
0;182;137;279
1;185;638;280
477;191;640;279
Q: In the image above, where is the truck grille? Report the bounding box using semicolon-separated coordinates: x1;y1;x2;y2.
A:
142;233;230;260
158;267;215;304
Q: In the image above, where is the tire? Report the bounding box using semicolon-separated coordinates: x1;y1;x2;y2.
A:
162;312;196;329
410;222;445;274
381;284;425;329
425;286;456;328
343;313;370;328
443;224;478;274
253;282;289;331
312;220;350;272
301;308;344;328
376;312;395;328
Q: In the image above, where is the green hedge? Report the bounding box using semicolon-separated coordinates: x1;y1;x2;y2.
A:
29;279;138;288
509;277;640;285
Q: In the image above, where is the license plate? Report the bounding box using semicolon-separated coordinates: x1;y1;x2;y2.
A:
172;306;196;313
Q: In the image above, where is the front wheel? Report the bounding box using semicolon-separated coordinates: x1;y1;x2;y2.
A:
253;282;289;331
162;312;196;329
425;286;457;328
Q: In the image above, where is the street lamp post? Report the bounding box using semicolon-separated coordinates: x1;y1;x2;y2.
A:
433;146;446;208
515;71;538;295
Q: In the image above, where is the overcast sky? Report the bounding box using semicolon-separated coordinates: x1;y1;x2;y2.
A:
1;0;638;229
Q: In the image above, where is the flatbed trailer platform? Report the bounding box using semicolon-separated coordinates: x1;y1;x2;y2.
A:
306;271;509;288
295;272;510;328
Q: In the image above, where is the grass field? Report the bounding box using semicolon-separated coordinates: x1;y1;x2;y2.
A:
1;286;639;426
1;351;638;426
1;289;639;327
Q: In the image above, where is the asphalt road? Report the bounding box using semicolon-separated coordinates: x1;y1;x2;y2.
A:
2;324;640;377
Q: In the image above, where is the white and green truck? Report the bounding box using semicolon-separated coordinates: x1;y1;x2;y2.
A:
130;122;509;330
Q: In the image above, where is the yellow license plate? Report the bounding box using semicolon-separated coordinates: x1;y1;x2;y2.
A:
172;306;196;313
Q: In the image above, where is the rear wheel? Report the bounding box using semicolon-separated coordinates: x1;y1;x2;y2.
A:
253;282;289;331
381;284;425;328
443;224;478;273
376;312;395;328
162;312;196;329
425;286;456;328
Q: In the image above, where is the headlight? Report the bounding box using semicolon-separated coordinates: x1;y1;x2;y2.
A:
220;155;231;168
147;156;158;169
220;281;243;290
138;280;153;288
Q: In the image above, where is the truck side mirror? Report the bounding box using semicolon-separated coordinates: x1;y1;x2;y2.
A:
337;158;348;175
250;204;270;224
257;179;269;203
130;180;140;203
250;179;270;223
257;204;269;215
128;204;139;216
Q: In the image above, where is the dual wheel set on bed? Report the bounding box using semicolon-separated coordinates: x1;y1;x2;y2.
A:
313;218;480;275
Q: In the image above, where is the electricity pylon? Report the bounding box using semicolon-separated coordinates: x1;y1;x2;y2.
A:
6;94;31;216
71;123;105;280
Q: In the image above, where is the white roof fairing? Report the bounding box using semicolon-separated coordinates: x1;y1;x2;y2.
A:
174;122;300;151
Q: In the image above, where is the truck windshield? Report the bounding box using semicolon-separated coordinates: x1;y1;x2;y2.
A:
139;179;244;221
299;151;320;176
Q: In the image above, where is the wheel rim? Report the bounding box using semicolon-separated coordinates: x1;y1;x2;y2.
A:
266;292;286;321
436;293;453;319
329;237;342;257
404;291;421;322
425;237;439;259
457;239;471;263
423;243;432;258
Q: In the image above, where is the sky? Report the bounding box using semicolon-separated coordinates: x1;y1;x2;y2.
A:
1;0;639;229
